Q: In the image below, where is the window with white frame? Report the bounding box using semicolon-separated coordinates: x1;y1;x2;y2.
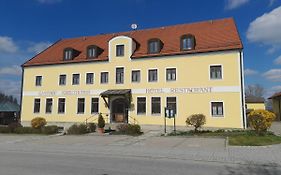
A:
132;70;140;82
116;67;124;84
210;65;222;79
59;74;66;85
77;98;85;114
72;74;80;85
86;73;94;84
166;68;176;81
148;69;157;82
116;45;124;57
91;98;99;113
211;102;224;116
45;98;53;113
137;97;146;114
58;98;65;114
151;97;161;114
35;76;42;86
167;97;177;114
33;98;40;113
100;72;108;84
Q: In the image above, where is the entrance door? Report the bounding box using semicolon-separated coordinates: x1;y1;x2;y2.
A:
111;98;128;123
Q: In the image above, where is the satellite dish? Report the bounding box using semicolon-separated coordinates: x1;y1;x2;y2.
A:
131;24;138;30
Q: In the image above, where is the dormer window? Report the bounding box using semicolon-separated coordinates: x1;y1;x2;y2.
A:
63;48;74;60
181;34;195;50
87;45;100;59
148;39;162;54
87;46;96;58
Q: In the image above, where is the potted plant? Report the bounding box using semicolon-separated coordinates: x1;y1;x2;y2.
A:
97;113;105;133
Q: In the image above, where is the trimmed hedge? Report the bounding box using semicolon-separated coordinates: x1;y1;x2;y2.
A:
116;124;142;136
0;126;12;133
0;125;59;135
67;124;88;135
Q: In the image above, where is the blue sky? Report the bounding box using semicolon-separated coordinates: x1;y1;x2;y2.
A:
0;0;281;101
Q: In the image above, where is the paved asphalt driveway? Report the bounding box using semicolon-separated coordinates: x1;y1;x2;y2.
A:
0;133;281;175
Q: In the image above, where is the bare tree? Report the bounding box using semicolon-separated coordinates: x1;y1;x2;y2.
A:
245;84;265;98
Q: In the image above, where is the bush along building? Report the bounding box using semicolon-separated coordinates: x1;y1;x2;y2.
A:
21;18;246;129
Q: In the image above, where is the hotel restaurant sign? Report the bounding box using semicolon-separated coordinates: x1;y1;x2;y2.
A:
24;86;239;96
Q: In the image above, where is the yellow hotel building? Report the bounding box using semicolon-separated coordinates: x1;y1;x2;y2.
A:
20;18;246;129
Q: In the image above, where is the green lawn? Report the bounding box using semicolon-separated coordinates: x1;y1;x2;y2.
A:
229;135;281;146
168;130;281;146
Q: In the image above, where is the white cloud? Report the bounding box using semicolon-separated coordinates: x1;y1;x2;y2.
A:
225;0;250;10
0;36;18;53
274;55;281;65
247;6;281;52
244;68;258;76
263;69;281;82
35;0;62;4
0;79;21;102
0;65;22;76
27;41;52;54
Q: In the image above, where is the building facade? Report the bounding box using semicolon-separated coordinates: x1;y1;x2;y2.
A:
21;18;246;129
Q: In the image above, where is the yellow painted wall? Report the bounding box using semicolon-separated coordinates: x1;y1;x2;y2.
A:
246;103;265;110
21;36;244;128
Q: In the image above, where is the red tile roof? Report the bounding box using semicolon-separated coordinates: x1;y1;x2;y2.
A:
23;18;243;67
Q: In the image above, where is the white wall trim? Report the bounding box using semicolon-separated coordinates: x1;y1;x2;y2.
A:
23;86;241;97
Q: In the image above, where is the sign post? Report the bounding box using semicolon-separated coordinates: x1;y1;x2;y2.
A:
164;107;176;134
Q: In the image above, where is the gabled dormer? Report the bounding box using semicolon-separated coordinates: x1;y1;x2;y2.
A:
86;45;103;59
63;47;79;61
108;36;136;62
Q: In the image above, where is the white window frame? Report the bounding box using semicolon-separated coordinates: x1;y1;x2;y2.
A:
72;73;80;85
115;66;125;84
100;71;109;84
77;97;86;114
151;96;161;116
91;96;100;114
131;69;141;83
165;67;177;82
166;96;177;116
35;76;42;87
85;72;94;85
148;68;159;83
136;96;147;115
210;101;225;118
33;97;41;114
45;97;53;114
209;64;223;80
58;74;67;86
57;97;66;115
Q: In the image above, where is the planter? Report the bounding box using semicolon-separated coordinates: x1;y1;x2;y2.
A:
98;128;105;133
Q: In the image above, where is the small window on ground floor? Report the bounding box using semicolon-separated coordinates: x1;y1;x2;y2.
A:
211;102;224;116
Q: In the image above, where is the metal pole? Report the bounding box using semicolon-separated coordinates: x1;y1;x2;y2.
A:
174;115;176;132
164;115;166;134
